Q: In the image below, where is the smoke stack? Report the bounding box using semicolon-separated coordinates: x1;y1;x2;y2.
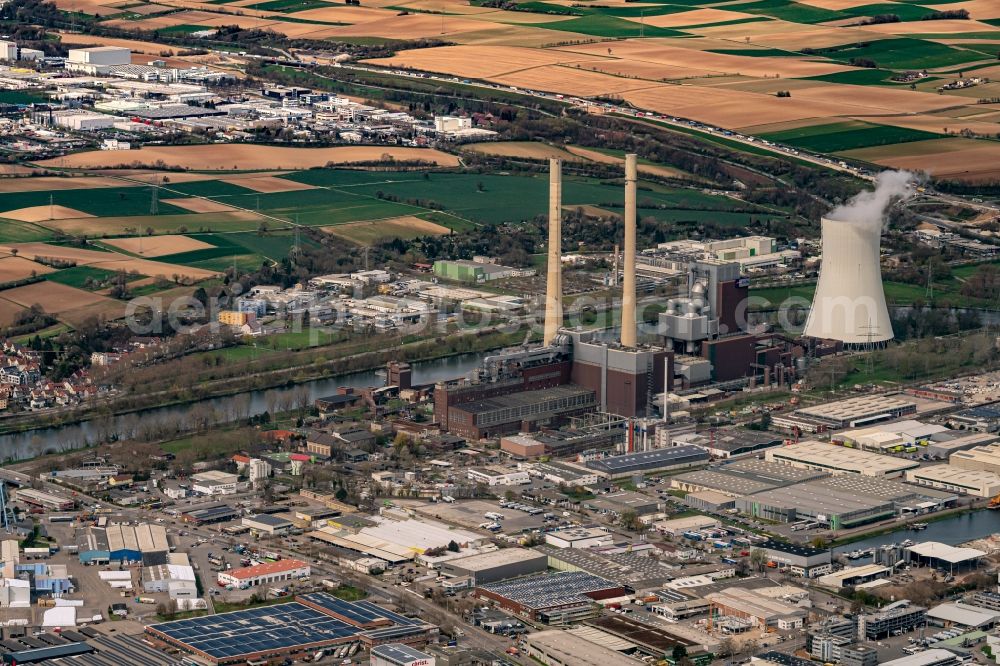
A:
543;158;562;347
620;153;638;347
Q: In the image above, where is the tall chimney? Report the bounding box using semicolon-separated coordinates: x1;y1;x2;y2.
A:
543;157;562;346
621;153;638;347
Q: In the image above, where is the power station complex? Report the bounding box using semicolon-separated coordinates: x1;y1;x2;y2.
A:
432;157;888;441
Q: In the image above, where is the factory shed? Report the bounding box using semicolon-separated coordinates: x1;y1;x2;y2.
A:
764;440;919;478
926;603;1000;630
816;564;891;589
586;446;708;479
670;459;826;496
906;542;986;572
586;615;711;665
523;629;642;666
878;649;960;666
0;642;94;664
440;549;547;586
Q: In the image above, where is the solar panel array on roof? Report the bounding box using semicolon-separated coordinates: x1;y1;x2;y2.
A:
296;593;422;628
478;571;618;610
586;446;708;475
353;600;421;627
149;603;358;660
297;593;389;626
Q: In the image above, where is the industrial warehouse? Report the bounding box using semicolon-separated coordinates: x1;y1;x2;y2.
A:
474;571;625;624
670;459;827;497
440;549;548;585
77;523;169;565
145;593;436;664
772;395;920;433
736;475;955;529
764;440;920;478
585;446;710;479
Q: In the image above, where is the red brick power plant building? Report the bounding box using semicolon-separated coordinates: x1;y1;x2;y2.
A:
434;156;799;439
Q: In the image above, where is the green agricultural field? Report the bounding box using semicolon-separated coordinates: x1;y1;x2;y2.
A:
839;3;939;21
511;1;582;14
761;121;941;152
959;43;1000;58
156;24;211;33
246;0;330;11
225;230;323;259
279;169;777;226
708;47;797;57
814;38;989;69
911;32;1000;41
723;0;847;24
184;254;267;273
0;187;188;218
254;188;422;227
160;180;258;199
45;266;132;289
588;4;691;17
672;16;772;29
0;220;55;242
803;69;939;86
153;234;252;265
531;14;686;37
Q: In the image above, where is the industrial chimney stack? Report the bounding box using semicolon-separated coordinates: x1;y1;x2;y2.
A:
543;158;563;347
620;153;638;348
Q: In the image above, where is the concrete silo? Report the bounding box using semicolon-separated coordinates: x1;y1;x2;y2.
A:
803;216;893;346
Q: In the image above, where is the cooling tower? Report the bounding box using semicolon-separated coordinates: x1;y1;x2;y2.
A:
543;158;563;347
621;153;638;348
803;217;893;345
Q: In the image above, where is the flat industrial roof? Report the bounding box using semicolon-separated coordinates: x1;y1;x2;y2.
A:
817;564;890;585
149;603;357;660
2;642;94;663
525;630;641;666
926;603;999;628
586;445;708;474
765;440;919;475
244;514;294;527
147;593;427;662
760;540;829;558
907;465;1000;489
446;548;546;571
705;587;806;620
371;643;434;663
673;459;826;495
906;541;986;564
478;571;619;610
880;649;963;666
795;395;915;421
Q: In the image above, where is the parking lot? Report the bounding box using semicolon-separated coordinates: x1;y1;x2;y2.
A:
407;498;550;534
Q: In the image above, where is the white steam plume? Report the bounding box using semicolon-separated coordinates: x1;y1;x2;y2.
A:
827;169;919;229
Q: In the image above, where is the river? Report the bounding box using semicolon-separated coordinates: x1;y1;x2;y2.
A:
0;352;487;461
832;510;1000;560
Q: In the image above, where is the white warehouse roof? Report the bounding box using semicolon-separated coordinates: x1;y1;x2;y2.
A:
926;602;1000;628
906;541;986;564
880;649;962;666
